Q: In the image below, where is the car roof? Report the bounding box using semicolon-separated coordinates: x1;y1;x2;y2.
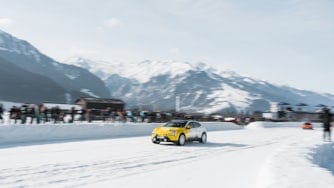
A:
170;120;198;123
170;120;188;123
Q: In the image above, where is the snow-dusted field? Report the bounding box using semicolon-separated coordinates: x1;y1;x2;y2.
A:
0;122;333;188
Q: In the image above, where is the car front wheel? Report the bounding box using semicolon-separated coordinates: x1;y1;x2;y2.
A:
177;134;186;146
152;140;160;144
200;133;207;144
152;138;160;144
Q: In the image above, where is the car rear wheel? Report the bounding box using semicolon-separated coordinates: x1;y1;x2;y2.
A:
200;133;207;144
177;134;186;146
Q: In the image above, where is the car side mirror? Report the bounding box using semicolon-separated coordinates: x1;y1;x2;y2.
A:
185;125;191;129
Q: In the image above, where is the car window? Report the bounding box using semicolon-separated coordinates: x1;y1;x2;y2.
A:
188;122;194;128
189;122;200;128
188;122;200;128
163;121;187;127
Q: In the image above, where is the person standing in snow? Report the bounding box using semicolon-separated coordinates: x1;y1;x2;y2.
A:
85;109;92;123
140;111;146;122
39;104;47;123
9;106;20;124
27;104;36;124
80;108;86;122
20;104;28;124
34;104;40;124
320;107;332;141
0;103;4;123
69;107;76;123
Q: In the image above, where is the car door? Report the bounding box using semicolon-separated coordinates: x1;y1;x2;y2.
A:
196;122;205;137
193;122;202;138
190;121;201;139
186;122;197;139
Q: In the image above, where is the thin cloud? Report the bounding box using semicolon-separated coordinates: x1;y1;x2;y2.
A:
103;18;122;29
169;47;180;54
97;18;122;32
65;46;101;60
0;18;12;27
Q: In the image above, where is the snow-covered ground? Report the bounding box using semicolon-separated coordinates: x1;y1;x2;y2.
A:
0;121;242;145
0;122;333;188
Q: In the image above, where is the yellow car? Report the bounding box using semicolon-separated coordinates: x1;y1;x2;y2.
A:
151;120;207;146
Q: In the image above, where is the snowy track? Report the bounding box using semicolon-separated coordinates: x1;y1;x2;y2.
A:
0;123;333;188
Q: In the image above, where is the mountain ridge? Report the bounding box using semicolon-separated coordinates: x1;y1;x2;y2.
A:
67;57;334;113
0;56;87;103
0;30;111;103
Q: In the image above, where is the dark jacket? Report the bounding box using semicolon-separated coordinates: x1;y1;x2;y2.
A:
320;108;332;129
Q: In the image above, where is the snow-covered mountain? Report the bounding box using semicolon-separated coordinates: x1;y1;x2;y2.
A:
0;56;77;103
67;57;214;82
0;30;110;103
67;58;334;113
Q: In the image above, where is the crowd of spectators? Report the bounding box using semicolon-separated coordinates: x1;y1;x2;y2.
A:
0;102;256;125
6;104;73;124
0;103;178;124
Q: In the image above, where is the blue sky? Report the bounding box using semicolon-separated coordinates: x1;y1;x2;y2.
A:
0;0;333;94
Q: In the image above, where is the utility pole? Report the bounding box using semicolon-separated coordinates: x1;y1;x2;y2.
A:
175;96;180;112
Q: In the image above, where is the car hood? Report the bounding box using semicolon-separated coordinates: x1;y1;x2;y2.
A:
154;127;181;135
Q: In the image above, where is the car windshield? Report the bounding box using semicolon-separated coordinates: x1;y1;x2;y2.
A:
163;121;187;128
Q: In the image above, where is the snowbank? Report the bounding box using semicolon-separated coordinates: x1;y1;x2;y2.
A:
256;130;334;188
246;121;323;129
0;122;241;146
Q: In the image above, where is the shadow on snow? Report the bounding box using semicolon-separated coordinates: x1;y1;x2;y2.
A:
310;143;334;175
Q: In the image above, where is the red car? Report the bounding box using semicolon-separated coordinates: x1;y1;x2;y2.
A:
302;122;313;130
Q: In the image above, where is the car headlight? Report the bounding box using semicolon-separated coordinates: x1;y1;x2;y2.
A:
169;130;176;136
